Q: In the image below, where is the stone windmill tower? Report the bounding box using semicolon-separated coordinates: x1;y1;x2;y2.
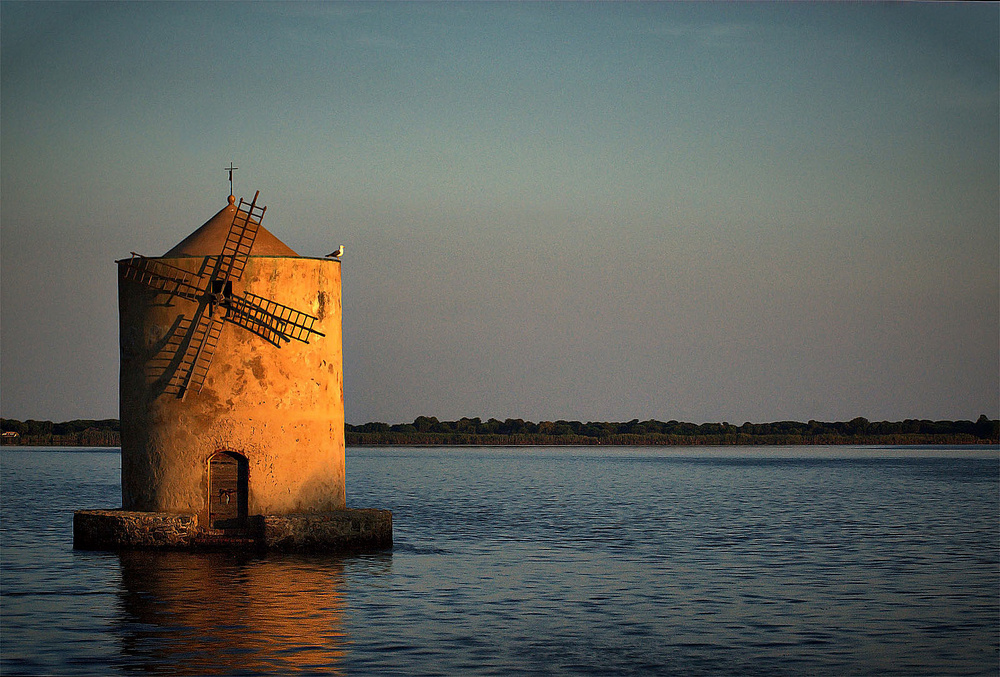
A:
117;190;345;530
75;184;390;551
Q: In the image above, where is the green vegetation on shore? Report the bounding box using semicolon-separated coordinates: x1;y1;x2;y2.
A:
2;416;996;448
347;416;999;446
0;419;120;447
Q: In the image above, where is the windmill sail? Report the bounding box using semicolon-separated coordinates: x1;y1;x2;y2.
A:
217;190;265;282
121;190;329;399
120;254;206;301
226;291;325;346
173;312;224;399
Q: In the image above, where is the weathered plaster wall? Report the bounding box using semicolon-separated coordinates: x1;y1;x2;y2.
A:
119;256;345;518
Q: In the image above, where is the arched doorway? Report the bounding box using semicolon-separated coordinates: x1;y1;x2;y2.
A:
208;451;248;530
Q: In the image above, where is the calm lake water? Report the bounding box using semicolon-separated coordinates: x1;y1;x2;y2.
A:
1;446;997;676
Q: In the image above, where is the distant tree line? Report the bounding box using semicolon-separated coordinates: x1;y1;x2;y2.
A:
346;415;999;447
2;415;997;448
0;419;120;446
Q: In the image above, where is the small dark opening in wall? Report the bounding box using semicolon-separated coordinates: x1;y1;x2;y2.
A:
210;279;234;308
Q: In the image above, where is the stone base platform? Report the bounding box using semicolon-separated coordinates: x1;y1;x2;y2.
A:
74;508;392;553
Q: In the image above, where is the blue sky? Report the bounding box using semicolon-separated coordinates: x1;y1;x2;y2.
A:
2;1;997;424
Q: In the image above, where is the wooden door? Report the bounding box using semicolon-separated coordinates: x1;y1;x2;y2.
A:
209;452;247;529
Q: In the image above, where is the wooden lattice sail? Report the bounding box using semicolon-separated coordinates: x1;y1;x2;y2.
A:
119;190;323;399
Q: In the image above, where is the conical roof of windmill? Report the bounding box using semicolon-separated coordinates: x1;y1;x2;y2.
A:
163;195;299;257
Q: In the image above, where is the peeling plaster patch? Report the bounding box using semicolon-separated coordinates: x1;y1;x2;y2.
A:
197;388;222;413
248;355;266;382
317;291;327;320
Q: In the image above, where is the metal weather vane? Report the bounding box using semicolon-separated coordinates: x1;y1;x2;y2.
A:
120;191;324;399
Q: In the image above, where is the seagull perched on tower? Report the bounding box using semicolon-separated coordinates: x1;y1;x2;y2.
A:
326;246;344;258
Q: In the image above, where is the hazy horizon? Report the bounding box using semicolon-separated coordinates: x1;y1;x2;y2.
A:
0;413;996;429
2;2;997;425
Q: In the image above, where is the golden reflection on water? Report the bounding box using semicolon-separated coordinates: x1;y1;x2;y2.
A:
116;551;347;675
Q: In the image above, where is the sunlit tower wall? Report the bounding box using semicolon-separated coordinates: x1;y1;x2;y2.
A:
117;196;346;527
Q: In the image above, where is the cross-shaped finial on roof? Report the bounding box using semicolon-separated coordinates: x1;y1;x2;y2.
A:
224;162;238;197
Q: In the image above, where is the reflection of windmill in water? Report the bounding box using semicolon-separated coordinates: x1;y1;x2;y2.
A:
122;191;324;399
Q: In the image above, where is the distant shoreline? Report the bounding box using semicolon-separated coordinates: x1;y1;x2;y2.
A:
2;416;997;448
344;434;997;447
